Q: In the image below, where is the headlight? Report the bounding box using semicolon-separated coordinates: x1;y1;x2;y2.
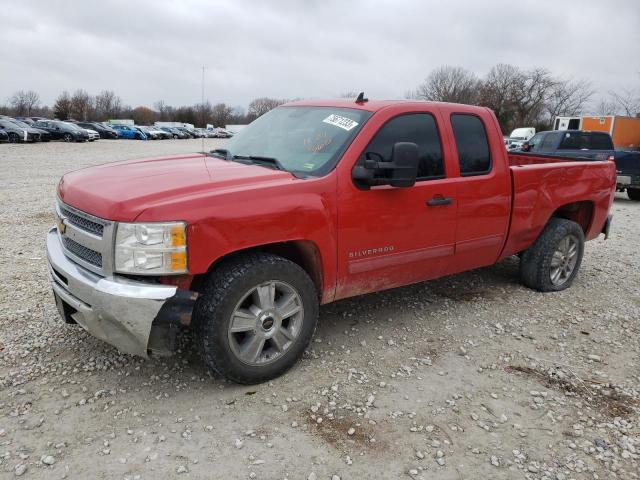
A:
114;222;187;275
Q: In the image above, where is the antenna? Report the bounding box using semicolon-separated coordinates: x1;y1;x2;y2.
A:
201;65;205;153
355;92;368;103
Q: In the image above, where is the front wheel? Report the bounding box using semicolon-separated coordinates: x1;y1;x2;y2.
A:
520;218;584;292
194;253;318;384
628;189;640;201
8;133;20;143
63;133;73;142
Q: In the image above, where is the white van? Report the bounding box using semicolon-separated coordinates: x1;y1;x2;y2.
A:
504;127;535;150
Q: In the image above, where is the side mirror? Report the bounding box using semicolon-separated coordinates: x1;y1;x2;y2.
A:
352;142;419;189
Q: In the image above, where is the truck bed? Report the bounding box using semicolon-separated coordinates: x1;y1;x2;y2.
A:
500;153;616;260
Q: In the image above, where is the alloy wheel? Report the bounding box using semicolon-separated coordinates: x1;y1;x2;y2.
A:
227;281;304;366
549;234;579;286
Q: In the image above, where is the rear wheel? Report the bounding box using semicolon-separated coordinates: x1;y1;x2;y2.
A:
63;133;73;142
8;133;20;143
628;188;640;201
194;253;318;384
520;218;584;292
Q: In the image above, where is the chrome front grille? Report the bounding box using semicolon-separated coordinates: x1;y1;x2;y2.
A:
62;237;102;267
56;200;114;276
59;205;105;236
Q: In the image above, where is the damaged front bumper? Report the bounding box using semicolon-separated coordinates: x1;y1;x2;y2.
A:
46;227;196;357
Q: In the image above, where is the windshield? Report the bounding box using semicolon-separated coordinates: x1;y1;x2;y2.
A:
9;120;31;128
219;106;371;177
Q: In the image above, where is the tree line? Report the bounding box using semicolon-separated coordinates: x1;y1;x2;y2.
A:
0;89;289;128
406;64;639;133
2;64;638;132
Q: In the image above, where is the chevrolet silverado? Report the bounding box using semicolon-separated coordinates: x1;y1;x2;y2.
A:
47;98;616;384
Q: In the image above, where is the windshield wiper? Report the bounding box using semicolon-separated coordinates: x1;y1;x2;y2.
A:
209;148;232;160
231;155;286;171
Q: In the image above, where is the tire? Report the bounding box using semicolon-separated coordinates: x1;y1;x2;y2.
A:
8;133;20;143
194;253;319;384
628;189;640;201
173;134;178;139
63;133;73;142
520;217;585;292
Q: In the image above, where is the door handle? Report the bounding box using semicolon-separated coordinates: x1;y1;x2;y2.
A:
426;196;453;207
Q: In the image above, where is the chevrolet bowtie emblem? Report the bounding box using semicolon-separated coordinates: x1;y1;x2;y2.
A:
58;216;67;234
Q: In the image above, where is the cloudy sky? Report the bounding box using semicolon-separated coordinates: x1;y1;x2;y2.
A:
1;0;638;110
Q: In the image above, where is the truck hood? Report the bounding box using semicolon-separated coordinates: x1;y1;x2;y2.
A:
58;154;295;221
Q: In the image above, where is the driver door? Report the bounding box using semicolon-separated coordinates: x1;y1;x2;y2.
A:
335;110;457;300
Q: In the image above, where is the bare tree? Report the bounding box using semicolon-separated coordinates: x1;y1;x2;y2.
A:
545;78;594;125
609;87;640;117
339;91;360;99
8;90;41;116
53;91;72;119
594;97;618;116
411;66;480;104
195;101;214;127
154;100;170;121
95;90;122;120
511;67;557;127
247;97;287;121
478;64;523;132
69;89;92;120
211;103;233;127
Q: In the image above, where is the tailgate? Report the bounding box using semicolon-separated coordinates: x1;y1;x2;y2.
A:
614;151;640;175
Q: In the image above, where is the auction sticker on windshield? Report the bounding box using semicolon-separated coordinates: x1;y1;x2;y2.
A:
323;114;359;131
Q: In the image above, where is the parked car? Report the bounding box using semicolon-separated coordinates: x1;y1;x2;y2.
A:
212;128;234;138
0;119;43;142
159;126;189;139
518;130;640;201
519;130;615;159
504;127;535;150
145;126;171;139
112;124;147;140
175;126;197;138
72;124;100;141
47;98;616;384
13;116;36;126
134;126;159;140
8;119;52;141
0;129;8;143
137;126;169;140
615;151;640;201
73;121;118;139
34;120;89;142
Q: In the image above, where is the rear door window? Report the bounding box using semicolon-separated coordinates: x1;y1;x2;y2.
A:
450;114;491;176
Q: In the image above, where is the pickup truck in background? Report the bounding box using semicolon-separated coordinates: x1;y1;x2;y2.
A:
521;130;640;200
47;99;616;384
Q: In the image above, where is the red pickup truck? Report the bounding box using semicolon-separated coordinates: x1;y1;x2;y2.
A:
48;98;616;383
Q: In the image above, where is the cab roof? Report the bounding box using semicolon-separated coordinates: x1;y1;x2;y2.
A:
283;98;489;114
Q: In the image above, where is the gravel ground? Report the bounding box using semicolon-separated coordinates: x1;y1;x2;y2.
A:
0;139;638;480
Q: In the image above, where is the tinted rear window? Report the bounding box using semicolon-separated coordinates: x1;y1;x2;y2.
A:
451;114;491;176
559;132;613;150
